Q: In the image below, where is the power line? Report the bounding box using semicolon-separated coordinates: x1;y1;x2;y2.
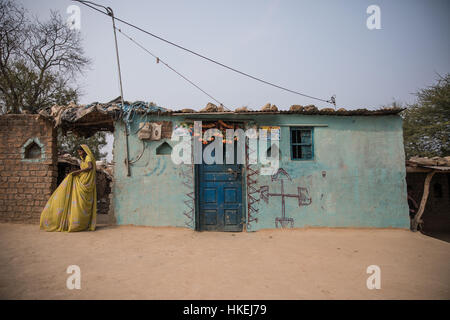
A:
116;27;228;109
76;1;226;109
73;0;336;106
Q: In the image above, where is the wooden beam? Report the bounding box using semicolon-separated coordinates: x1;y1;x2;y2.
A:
406;167;450;173
411;171;436;232
406;167;432;173
277;124;329;127
71;120;114;126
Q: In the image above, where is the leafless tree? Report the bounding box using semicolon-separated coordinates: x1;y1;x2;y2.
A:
0;0;90;114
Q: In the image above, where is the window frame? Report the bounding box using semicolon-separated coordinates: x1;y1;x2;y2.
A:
21;137;46;162
290;127;314;161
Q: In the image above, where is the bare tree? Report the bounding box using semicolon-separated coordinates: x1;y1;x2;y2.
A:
0;0;90;114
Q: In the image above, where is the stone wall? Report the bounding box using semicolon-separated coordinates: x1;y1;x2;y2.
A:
0;114;57;223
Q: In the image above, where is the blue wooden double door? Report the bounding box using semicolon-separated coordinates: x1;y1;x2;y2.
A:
197;154;244;232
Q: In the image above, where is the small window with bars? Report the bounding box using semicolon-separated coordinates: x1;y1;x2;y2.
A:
290;127;314;160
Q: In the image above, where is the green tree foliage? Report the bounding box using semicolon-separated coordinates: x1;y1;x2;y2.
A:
58;129;108;161
402;74;450;158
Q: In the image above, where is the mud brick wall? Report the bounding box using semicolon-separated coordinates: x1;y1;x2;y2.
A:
0;114;57;223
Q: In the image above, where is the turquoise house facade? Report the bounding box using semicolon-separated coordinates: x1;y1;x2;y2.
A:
111;109;410;231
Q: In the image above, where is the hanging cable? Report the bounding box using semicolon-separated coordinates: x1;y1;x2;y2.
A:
116;27;228;110
72;0;336;105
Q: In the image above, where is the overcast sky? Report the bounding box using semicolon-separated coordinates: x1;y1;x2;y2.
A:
18;0;450;160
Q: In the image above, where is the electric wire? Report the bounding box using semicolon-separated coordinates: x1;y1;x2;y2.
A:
73;0;336;106
116;27;228;109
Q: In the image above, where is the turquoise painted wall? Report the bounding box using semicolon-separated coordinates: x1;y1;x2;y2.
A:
112;113;410;230
113;117;192;228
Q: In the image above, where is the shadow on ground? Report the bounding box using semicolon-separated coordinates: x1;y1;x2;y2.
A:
421;230;450;243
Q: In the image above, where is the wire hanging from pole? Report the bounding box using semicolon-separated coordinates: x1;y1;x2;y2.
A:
106;5;131;177
72;0;337;106
116;27;228;110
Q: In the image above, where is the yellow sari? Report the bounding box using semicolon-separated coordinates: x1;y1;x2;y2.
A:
40;144;97;232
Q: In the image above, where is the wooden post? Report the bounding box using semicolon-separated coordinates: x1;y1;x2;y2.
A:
411;171;436;232
107;7;130;177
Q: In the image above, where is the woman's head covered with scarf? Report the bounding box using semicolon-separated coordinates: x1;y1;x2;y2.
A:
77;144;96;171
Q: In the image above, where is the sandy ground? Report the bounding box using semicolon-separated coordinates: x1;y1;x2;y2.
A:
0;223;449;300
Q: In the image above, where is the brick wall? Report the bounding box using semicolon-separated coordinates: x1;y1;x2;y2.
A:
0;114;57;223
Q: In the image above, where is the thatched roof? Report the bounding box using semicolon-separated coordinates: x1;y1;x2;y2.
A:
37;98;404;137
406;156;450;173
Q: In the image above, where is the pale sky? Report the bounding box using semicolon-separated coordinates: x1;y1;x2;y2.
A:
18;0;450;160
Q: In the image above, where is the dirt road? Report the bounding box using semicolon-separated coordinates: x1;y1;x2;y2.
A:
0;223;449;299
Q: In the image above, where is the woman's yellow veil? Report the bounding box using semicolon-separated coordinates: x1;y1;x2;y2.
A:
80;144;96;169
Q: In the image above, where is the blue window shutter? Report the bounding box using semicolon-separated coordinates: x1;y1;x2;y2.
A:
290;127;314;160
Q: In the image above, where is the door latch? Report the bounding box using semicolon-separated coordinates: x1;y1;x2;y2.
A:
227;168;240;179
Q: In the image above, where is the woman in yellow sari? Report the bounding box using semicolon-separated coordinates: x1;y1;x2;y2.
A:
40;144;97;232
